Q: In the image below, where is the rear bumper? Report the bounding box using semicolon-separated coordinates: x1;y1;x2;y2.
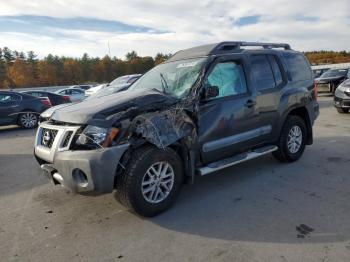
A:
36;144;129;194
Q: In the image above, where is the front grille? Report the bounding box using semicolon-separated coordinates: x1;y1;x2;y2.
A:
61;131;73;148
41;128;58;148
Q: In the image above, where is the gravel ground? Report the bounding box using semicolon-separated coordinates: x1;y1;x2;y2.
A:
0;96;350;262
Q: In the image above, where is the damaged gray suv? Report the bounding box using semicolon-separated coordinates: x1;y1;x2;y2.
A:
34;42;319;217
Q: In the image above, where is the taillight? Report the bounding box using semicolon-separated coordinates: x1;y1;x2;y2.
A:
314;81;318;101
63;95;71;102
41;98;52;107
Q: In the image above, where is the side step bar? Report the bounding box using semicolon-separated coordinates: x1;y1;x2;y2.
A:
197;145;278;176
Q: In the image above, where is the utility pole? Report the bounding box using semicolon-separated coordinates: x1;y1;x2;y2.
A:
108;42;111;57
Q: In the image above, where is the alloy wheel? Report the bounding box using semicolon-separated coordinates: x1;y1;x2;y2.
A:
141;161;175;204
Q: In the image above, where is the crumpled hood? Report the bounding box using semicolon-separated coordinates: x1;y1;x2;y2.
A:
315;76;344;83
46;89;177;125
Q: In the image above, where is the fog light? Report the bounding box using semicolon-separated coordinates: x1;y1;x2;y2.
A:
72;169;88;188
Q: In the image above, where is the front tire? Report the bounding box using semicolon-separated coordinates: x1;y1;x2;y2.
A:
336;108;349;114
273;115;307;162
115;146;183;217
18;112;38;129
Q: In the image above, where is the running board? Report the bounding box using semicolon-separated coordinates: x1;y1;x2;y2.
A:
197;145;278;176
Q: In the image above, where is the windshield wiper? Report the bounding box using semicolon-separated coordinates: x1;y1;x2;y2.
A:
159;73;169;94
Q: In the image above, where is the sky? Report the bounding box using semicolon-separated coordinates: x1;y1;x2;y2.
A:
0;0;349;59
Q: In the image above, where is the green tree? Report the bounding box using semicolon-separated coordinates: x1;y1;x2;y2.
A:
125;51;138;61
80;53;91;82
27;51;39;84
3;47;14;63
0;48;8;88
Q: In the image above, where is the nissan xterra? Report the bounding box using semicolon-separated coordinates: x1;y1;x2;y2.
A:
34;41;319;217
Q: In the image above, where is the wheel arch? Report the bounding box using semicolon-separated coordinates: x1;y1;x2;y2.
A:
281;106;313;145
16;109;39;125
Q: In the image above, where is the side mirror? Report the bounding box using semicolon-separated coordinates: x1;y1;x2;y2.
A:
205;86;219;99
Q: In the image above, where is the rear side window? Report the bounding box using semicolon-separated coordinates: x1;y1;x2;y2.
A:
72;89;83;94
250;55;276;90
282;53;312;81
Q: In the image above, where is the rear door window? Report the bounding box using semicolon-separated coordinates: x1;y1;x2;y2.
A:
250;55;276;90
72;89;83;94
0;94;21;102
282;53;312;81
267;55;283;86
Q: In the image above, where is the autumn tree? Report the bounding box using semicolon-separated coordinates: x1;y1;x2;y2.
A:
7;59;35;87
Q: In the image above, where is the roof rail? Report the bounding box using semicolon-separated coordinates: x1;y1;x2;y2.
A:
212;41;291;53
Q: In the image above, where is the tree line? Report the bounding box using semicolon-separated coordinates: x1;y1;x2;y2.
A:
0;48;171;89
304;51;350;65
1;47;350;89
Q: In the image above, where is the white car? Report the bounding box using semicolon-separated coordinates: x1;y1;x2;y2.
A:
85;84;107;96
55;88;85;102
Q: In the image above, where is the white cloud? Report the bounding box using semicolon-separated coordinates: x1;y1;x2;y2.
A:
0;0;349;58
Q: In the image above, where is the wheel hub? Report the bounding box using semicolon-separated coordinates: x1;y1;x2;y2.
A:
287;125;302;154
141;161;175;204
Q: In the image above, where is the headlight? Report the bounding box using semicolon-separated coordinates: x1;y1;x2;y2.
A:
77;125;108;146
76;125;119;148
337;84;350;93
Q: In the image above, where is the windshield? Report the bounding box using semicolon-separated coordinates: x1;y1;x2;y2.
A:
320;69;347;78
130;58;206;98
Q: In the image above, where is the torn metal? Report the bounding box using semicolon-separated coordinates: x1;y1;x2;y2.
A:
130;106;197;149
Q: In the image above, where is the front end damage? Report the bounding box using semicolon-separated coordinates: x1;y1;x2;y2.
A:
34;91;200;194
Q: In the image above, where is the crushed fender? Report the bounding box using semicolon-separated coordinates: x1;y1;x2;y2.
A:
130;106;197;149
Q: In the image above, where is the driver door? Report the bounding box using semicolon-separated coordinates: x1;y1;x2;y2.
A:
197;55;261;164
0;94;21;125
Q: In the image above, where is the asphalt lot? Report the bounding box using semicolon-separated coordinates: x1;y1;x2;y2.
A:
0;96;350;262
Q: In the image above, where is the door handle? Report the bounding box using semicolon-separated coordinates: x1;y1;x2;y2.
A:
245;99;256;108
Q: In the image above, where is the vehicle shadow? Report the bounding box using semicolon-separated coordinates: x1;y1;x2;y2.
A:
148;135;350;244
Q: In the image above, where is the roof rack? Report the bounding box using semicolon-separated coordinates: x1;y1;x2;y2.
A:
211;41;291;53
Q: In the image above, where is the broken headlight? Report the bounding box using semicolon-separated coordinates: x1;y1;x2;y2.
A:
76;125;119;148
76;125;108;147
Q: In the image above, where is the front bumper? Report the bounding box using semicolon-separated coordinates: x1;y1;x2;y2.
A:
334;92;350;108
34;121;129;194
37;144;129;194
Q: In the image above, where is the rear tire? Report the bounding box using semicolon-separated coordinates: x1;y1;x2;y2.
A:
18;112;38;129
273;115;307;162
115;146;183;217
336;108;349;114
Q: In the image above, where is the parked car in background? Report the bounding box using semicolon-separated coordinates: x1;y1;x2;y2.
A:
55;88;85;102
21;90;71;106
109;74;142;89
334;79;350;113
0;91;50;128
315;68;350;94
85;84;107;96
71;84;93;91
86;74;142;99
85;84;127;100
35;41;318;217
312;68;328;79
